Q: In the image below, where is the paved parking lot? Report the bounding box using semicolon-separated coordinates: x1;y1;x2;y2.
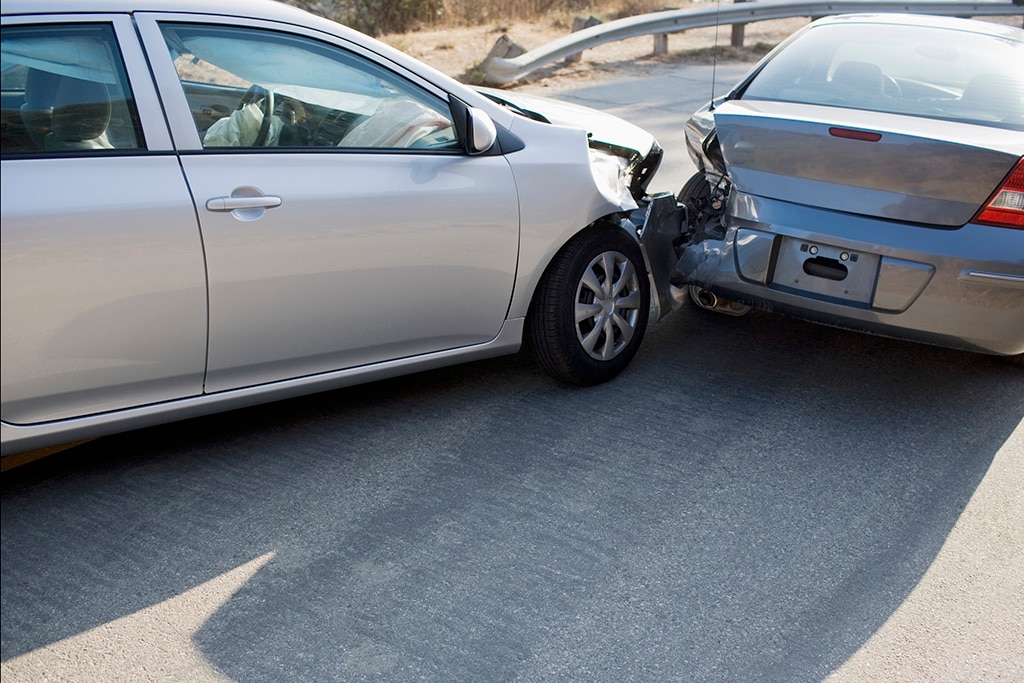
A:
2;63;1022;682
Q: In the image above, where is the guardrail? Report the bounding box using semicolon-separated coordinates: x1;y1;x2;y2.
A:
482;0;1024;85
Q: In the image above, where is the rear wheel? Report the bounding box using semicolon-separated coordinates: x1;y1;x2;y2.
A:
529;227;650;385
678;171;716;231
677;171;711;206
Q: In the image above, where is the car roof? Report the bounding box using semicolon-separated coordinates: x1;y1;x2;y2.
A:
811;12;1023;41
1;0;313;24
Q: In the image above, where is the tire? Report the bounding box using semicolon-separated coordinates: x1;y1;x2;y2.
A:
677;171;715;233
677;171;711;205
529;227;650;385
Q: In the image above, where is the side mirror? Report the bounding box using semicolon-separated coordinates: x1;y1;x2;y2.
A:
466;107;497;155
450;96;497;155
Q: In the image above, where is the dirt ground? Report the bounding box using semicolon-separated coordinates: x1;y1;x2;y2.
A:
380;5;808;88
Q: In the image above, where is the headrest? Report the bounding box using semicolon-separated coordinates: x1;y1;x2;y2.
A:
830;61;884;95
49;77;111;142
960;74;1022;122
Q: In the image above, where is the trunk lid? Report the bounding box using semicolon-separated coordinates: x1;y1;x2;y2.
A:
713;100;1024;227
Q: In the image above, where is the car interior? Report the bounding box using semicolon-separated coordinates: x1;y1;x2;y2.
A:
2;67;143;152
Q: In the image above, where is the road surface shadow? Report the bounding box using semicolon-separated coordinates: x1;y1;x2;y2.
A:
2;308;1021;680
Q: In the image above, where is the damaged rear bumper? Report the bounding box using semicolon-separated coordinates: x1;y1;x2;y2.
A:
672;189;1024;356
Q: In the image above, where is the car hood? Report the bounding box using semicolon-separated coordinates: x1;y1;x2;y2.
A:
476;87;656;161
476;87;663;201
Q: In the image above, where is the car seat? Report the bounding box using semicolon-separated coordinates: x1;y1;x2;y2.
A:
958;74;1023;124
44;77;113;150
829;61;887;106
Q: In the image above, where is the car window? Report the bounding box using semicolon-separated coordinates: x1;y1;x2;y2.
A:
158;23;460;151
1;24;144;155
740;22;1024;130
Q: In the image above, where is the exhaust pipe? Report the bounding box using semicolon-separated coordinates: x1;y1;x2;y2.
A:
695;288;718;308
688;285;751;317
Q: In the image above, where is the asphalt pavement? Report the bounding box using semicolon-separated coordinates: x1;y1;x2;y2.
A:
2;62;1023;682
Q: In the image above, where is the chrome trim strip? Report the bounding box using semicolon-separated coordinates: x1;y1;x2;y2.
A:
958;270;1024;289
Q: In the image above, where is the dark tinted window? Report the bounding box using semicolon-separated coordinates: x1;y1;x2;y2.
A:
1;24;144;155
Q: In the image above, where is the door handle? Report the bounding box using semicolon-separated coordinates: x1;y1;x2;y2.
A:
206;195;282;212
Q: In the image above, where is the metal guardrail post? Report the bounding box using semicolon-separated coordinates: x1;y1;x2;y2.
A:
654;33;669;55
732;0;749;47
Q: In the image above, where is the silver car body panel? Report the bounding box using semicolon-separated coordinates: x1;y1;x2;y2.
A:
712;100;1023;227
1;157;209;424
475;86;656;161
1;0;679;455
678;190;1024;355
1;320;526;456
501;117;645;319
676;14;1024;357
180;151;521;393
132;11;651;340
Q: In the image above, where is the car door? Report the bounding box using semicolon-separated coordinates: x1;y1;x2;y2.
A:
136;15;521;393
0;16;208;425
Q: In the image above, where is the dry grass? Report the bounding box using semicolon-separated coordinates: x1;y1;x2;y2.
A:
289;0;670;35
436;0;669;25
382;11;1023;88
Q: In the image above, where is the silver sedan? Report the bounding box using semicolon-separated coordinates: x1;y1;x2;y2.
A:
674;14;1024;360
0;0;681;456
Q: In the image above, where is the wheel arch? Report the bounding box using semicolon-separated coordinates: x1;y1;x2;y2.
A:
525;219;652;385
519;215;642;327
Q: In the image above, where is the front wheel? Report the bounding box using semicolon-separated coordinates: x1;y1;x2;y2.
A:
529;227;650;385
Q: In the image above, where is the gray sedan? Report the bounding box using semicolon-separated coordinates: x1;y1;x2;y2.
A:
674;14;1024;359
0;0;680;456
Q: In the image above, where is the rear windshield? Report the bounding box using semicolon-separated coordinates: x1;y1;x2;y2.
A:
740;22;1024;130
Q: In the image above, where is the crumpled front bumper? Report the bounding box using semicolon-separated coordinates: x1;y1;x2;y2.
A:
632;192;689;322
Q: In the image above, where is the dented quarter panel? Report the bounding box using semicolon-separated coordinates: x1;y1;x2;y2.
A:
479;94;683;320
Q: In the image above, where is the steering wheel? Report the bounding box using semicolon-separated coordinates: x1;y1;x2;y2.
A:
237;84;274;147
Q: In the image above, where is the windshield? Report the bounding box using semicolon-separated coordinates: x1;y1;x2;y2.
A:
740;21;1024;130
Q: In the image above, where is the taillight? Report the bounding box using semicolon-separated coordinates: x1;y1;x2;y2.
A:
974;158;1024;229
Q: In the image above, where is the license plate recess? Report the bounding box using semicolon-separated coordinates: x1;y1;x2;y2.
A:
772;237;879;304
